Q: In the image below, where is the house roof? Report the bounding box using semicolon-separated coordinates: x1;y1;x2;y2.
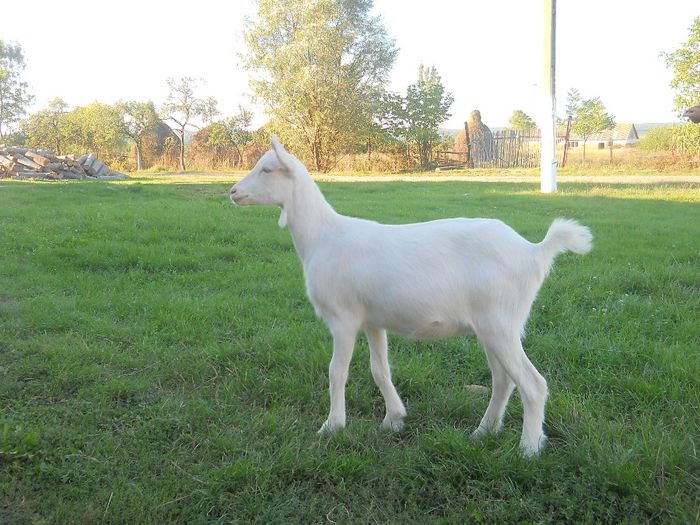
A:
569;123;639;142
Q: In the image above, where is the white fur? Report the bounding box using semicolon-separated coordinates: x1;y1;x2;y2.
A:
230;136;593;456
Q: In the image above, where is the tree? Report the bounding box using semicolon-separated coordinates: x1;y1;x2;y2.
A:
565;88;582;119
206;106;254;167
161;77;218;170
24;100;128;159
572;97;615;162
22;97;68;154
243;0;397;171
118;100;158;170
403;65;453;169
662;16;700;113
364;66;453;170
508;110;536;132
0;40;33;137
63;102;127;159
364;90;405;163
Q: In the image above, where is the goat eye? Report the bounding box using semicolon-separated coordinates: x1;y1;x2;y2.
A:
262;167;272;174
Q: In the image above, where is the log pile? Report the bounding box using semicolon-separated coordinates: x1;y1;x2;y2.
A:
0;147;128;181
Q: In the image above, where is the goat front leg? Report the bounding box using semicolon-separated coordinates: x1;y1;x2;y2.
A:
365;328;406;431
318;324;357;434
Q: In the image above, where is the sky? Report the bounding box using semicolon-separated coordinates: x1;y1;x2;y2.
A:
4;0;698;130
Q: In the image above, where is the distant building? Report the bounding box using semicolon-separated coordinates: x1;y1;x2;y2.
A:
567;123;639;148
440;122;677;150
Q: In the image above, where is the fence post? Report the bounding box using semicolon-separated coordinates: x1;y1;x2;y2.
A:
562;115;572;167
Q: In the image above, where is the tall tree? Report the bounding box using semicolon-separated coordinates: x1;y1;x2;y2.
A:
662;16;700;113
403;65;453;169
63;102;126;158
22;97;68;154
243;0;397;171
119;100;158;170
161;77;218;170
364;90;405;163
565;88;582;119
0;40;33;138
572;97;615;161
508;109;536;132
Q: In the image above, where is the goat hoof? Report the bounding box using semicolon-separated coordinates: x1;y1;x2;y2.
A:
470;427;487;440
317;419;344;434
520;434;548;457
381;415;405;432
470;422;503;440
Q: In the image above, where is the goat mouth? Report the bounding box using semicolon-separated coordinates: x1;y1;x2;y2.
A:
230;194;248;205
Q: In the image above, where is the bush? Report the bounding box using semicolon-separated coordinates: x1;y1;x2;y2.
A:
1;132;27;146
638;126;675;152
638;123;700;157
241;142;267;169
332;152;409;172
673;122;700;156
187;125;241;171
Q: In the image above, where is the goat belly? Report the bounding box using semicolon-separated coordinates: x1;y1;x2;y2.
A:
366;297;475;339
405;319;474;339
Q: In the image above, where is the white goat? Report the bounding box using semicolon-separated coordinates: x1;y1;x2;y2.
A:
230;136;592;456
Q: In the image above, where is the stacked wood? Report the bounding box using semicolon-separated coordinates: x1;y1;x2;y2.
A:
0;146;128;181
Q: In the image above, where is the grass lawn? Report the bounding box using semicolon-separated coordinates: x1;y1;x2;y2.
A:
0;177;698;524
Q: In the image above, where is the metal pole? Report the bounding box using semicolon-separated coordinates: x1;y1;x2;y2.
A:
540;0;557;193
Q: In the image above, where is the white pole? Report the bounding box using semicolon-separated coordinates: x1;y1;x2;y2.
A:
540;0;557;193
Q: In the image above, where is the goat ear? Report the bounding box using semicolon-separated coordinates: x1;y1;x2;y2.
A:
277;207;288;228
271;135;294;173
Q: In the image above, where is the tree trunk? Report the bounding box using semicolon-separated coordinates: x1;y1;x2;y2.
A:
179;127;186;171
313;141;321;172
232;143;242;168
582;140;587;163
135;142;143;171
419;141;430;170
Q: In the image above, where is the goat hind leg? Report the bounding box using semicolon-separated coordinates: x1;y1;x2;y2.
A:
472;349;515;438
366;328;406;431
479;333;548;456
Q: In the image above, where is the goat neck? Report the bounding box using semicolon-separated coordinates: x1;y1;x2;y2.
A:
284;167;340;263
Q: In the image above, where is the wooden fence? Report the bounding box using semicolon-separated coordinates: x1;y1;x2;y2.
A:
436;120;572;169
436;130;542;169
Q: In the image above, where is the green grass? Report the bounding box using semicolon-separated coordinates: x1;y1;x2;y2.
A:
0;178;698;524
121;166;699;182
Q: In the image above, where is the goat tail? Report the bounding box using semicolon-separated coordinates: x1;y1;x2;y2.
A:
537;218;593;267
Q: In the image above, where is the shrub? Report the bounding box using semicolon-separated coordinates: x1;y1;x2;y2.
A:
673;122;700;157
187;124;241;171
638;126;675;152
639;123;700;158
332;152;409;173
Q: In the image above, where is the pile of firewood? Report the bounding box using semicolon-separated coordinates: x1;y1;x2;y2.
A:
0;147;128;181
